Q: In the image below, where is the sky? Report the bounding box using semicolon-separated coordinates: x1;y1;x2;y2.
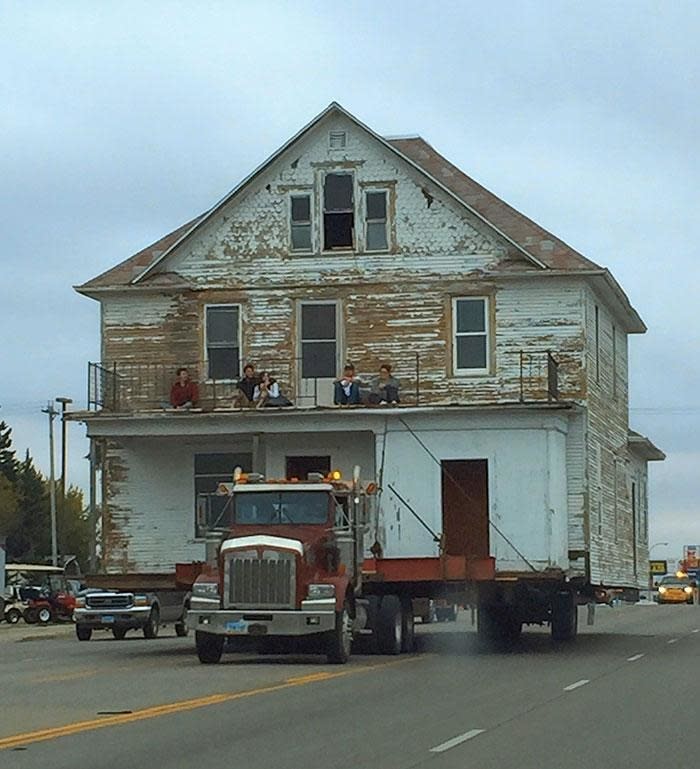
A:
1;1;697;567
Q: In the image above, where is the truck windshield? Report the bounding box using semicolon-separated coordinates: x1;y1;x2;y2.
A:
233;491;330;525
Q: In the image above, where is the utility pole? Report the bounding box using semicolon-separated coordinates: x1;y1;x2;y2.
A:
55;397;73;502
42;401;59;566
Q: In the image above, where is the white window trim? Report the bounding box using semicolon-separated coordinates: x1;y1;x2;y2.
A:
363;188;390;253
289;193;314;254
297;299;341;380
452;296;491;376
203;303;243;382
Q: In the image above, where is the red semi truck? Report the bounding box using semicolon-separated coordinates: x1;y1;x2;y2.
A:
188;467;583;664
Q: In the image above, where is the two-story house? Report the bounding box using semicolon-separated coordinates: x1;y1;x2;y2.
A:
74;102;663;590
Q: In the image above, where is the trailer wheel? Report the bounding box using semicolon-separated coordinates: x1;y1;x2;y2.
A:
143;607;160;639
196;631;224;664
76;625;92;641
376;595;403;655
175;619;189;637
23;608;38;624
551;591;578;641
326;602;352;664
37;607;53;625
5;608;22;625
112;627;128;640
400;599;415;653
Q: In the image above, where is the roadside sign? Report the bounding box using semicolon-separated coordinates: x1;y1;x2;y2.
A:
649;560;668;575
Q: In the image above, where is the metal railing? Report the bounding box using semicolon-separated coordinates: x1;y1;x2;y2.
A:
86;349;569;413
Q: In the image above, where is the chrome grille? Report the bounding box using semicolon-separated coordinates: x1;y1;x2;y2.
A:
86;593;133;609
226;551;296;609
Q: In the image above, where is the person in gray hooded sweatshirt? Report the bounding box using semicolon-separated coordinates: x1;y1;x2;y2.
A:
369;363;400;405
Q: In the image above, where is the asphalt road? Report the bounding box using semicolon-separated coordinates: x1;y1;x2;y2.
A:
1;604;699;769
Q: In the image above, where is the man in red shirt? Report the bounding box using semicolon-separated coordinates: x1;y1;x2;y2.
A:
169;367;199;409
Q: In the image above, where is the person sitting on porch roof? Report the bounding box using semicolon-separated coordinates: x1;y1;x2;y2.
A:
334;363;362;405
233;363;260;408
169;367;199;409
368;363;400;405
253;371;292;408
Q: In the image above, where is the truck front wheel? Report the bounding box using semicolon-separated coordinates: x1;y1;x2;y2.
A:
196;631;224;664
143;607;160;639
76;625;92;641
376;595;403;655
326;602;352;664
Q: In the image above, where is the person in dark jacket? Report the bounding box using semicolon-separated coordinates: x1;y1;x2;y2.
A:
369;363;400;405
233;363;260;407
169;367;199;409
334;363;362;405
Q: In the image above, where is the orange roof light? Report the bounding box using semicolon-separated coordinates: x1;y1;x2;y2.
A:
331;470;342;481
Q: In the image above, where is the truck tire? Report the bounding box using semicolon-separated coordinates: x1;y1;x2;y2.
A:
5;608;22;625
375;595;403;655
0;596;5;616
112;627;128;640
326;602;352;664
196;631;224;664
143;607;160;639
551;591;578;641
175;615;189;637
401;599;415;653
76;625;92;641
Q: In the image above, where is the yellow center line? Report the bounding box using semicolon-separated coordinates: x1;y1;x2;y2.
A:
0;655;423;750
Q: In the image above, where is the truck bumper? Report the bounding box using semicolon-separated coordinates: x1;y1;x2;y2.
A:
188;605;336;637
74;607;152;630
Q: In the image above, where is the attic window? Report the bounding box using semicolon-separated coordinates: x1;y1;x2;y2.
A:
323;173;354;250
329;131;347;149
290;194;312;251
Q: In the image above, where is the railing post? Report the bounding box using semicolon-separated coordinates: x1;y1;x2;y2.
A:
415;351;420;406
519;351;525;403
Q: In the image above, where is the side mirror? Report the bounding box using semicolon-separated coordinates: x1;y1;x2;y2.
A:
653;581;659;587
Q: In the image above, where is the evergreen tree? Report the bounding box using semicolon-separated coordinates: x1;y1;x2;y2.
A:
12;451;50;561
0;420;19;483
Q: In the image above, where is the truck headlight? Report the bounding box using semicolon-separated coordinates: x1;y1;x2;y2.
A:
658;586;667;594
684;586;693;594
75;596;86;608
192;582;220;599
307;584;335;600
134;594;149;607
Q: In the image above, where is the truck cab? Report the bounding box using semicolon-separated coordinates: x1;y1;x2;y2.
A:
189;469;376;664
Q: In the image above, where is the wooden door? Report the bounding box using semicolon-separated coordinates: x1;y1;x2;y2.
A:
441;459;489;558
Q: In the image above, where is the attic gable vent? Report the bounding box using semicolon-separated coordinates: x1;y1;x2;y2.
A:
329;131;347;149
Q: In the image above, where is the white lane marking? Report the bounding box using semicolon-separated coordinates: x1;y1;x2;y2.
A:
430;729;485;753
692;629;700;634
627;653;645;662
668;638;678;644
563;679;590;691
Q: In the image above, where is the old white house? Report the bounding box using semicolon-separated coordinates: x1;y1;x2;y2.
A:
74;103;663;588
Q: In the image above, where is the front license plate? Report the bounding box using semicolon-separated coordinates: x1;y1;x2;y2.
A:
225;619;248;634
102;615;115;623
248;624;268;636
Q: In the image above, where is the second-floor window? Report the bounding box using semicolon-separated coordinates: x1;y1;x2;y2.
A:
205;304;240;380
453;297;490;374
290;194;312;251
324;173;354;250
365;190;388;251
300;302;337;378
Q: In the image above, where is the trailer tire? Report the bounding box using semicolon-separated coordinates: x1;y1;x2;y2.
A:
401;599;415;653
551;591;578;641
112;627;128;640
376;595;403;655
326;602;352;664
196;631;224;664
37;607;53;625
76;625;92;641
5;608;22;625
23;608;38;624
143;607;160;639
175;619;189;637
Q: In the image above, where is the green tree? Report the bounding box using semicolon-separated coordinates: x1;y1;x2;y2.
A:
0;420;19;483
12;451;50;561
0;474;19;540
58;486;90;567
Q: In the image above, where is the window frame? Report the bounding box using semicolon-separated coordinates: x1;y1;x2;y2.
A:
322;172;355;252
289;193;313;253
297;300;340;380
194;451;252;535
364;188;390;253
452;296;491;376
203;303;242;382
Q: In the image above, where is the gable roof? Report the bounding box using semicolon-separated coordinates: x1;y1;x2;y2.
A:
74;102;642;331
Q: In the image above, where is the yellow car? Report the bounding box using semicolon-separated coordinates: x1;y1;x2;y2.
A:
657;576;695;604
